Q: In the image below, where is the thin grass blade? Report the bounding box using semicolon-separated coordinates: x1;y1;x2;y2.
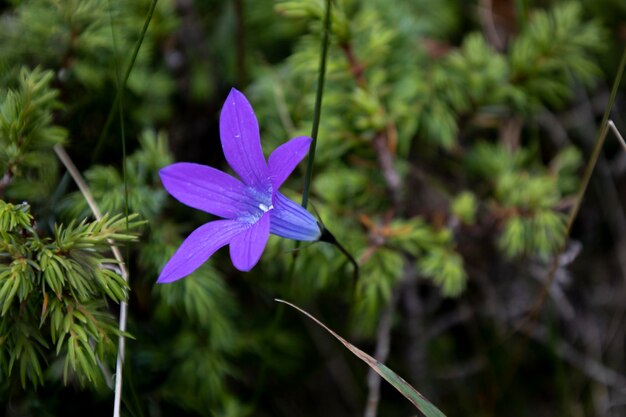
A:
276;299;447;417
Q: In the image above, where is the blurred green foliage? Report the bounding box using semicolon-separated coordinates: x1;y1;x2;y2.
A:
0;0;624;416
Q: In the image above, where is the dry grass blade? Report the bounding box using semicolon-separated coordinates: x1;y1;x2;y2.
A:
54;144;129;416
609;120;626;152
275;299;446;417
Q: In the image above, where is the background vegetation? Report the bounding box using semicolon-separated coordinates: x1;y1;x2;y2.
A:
1;0;626;416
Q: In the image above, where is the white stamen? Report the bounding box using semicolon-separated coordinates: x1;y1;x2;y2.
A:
258;203;273;212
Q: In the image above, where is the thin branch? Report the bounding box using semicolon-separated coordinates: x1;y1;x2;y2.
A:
526;47;626;327
477;0;506;51
364;288;399;417
103;2;157;415
609;120;626;153
496;47;626;400
54;146;103;220
53;144;129;416
340;41;366;88
524;324;626;389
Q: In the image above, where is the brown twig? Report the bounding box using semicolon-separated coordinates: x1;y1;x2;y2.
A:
340;42;367;88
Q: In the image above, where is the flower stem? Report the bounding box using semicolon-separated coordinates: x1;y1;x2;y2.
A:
93;0;159;162
530;45;626;319
494;46;626;401
320;227;360;283
297;0;359;281
104;2;158;416
301;0;331;209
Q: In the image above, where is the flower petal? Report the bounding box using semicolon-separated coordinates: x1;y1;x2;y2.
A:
270;192;321;241
160;163;254;219
157;220;247;283
219;88;271;190
268;136;312;190
229;212;270;271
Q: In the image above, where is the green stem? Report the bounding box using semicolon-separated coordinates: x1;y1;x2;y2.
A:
297;0;359;281
106;3;158;417
301;0;331;209
107;0;130;224
93;0;159;162
530;45;626;318
335;239;359;283
320;227;359;283
489;47;626;406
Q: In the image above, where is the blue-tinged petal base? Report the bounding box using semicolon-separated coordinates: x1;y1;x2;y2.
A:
269;192;321;241
230;212;270;271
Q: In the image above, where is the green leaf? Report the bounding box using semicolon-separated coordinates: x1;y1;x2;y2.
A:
276;299;447;417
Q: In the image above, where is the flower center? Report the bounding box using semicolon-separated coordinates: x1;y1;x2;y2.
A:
258;203;273;212
239;185;274;224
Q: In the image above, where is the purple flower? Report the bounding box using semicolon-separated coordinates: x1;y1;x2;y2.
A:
157;88;321;283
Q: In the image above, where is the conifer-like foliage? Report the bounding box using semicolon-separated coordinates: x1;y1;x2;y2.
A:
0;68;66;202
1;0;625;416
0;65;141;390
255;0;599;327
0;201;139;387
